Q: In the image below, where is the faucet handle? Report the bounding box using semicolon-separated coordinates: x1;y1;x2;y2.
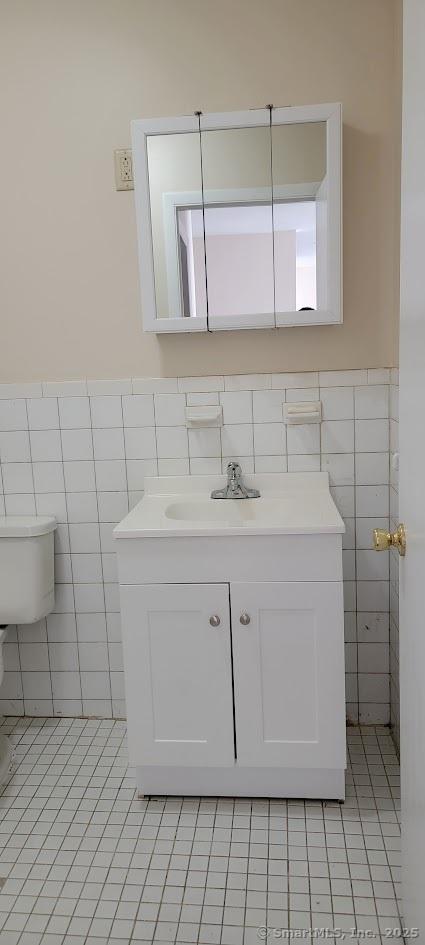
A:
227;461;241;477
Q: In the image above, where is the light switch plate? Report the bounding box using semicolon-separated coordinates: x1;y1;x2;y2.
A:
114;149;134;191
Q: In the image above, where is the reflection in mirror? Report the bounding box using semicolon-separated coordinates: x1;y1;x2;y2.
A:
146;133;206;318
175;208;206;318
271;121;327;314
200;126;274;325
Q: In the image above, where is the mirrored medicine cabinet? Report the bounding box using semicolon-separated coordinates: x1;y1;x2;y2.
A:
131;103;342;333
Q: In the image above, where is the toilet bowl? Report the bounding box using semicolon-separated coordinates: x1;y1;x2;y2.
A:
0;628;12;782
0;515;57;782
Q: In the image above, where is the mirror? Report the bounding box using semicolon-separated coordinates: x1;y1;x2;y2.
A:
200;125;274;328
146;131;206;320
271;121;327;317
131;104;341;332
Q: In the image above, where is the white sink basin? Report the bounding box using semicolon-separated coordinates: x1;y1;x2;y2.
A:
164;496;297;525
114;473;345;539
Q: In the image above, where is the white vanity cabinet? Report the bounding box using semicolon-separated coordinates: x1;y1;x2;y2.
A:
114;473;346;799
119;582;235;768
230;582;344;771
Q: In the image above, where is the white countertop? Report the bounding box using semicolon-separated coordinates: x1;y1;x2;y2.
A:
114;473;345;539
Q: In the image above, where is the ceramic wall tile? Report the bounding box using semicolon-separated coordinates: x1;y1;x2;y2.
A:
0;369;395;723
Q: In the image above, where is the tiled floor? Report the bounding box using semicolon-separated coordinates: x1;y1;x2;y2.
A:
0;718;401;945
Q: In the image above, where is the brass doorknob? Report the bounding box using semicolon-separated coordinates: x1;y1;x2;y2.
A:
373;523;406;557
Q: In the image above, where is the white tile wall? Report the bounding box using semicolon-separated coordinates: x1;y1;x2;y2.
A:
0;370;393;723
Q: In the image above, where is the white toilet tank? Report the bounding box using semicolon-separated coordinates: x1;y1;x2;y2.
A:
0;516;56;625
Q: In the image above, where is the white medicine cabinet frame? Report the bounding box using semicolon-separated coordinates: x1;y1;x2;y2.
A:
131;103;342;333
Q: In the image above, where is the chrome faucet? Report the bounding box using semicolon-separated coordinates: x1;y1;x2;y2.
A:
211;462;260;499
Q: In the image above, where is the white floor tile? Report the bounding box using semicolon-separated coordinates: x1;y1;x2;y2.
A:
0;720;400;943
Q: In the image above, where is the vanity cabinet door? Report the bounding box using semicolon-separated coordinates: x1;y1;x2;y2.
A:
119;583;235;767
230;582;345;770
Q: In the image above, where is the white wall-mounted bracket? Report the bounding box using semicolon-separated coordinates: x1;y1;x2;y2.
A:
185;406;223;428
283;401;322;424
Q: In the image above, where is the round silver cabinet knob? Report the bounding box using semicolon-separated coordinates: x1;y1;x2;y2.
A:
209;615;221;627
240;613;251;626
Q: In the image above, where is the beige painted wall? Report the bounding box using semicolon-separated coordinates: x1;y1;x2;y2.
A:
0;0;401;381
